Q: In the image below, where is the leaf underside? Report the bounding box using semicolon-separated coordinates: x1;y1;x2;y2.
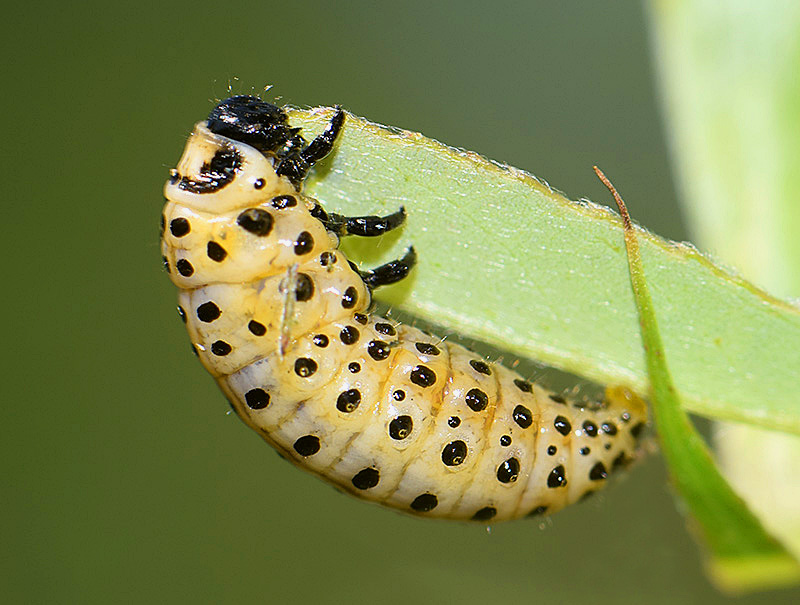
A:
289;107;800;436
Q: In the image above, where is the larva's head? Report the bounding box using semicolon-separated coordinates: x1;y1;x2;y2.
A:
206;95;301;154
164;96;297;214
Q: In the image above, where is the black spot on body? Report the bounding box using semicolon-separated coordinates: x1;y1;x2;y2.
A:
583;421;598;437
547;465;567;488
295;274;314;301
549;394;567;404
237;208;274;236
177;306;187;323
271;194;296;208
410;493;438;512
313;334;329;347
465;388;488;412
513;405;533;429
375;322;396;336
339;326;359;345
294;358;317;377
368;340;390;361
176;259;194;277
631;422;645;438
497;458;520;483
410;365;436;387
442;441;468;466
448;416;461;428
254;178;265;190
177;149;242;194
553;415;571;436
472;507;496;521
527;506;548;517
206;241;227;262
245;388;270;409
580;447;591;456
211;340;231;356
352;468;380;490
348;362;361;373
353;313;368;324
513;379;532;393
415;342;440;356
601;422;618;435
336;389;361;413
469;359;491;375
320;251;336;266
613;452;630;470
500;435;511;446
342;287;358;309
170;217;190;237
196;301;221;323
392;390;405;401
294;231;314;255
293;435;320;456
589;462;608;481
389;416;413;440
547;445;557;455
248;320;266;336
162;256;170;273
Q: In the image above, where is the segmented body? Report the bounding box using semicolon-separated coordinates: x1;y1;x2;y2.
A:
161;97;646;522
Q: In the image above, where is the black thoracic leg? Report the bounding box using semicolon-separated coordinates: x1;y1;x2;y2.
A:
276;106;345;185
278;129;307;158
326;206;406;237
360;247;417;289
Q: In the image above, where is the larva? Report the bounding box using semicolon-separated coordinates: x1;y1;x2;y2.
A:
161;95;647;522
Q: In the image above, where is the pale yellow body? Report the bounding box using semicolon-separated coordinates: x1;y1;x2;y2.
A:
162;121;647;522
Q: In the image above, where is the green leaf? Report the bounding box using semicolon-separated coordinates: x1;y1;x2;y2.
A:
595;166;800;593
288;107;800;435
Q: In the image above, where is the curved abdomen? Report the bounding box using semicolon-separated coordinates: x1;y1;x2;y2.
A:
220;315;646;522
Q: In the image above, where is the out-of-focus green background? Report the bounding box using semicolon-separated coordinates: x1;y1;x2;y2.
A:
4;1;798;602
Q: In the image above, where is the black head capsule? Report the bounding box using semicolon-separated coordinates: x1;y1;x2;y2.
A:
207;95;294;153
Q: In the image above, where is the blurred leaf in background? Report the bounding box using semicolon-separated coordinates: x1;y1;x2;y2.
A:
650;0;800;579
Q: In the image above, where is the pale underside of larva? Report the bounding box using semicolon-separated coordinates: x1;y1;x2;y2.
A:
161;96;647;522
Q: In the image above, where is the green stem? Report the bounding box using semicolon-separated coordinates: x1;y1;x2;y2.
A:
594;166;800;593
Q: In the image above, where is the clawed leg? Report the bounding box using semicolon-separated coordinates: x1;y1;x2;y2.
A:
360;247;417;289
278;128;306;158
326;206;406;237
276;106;345;185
